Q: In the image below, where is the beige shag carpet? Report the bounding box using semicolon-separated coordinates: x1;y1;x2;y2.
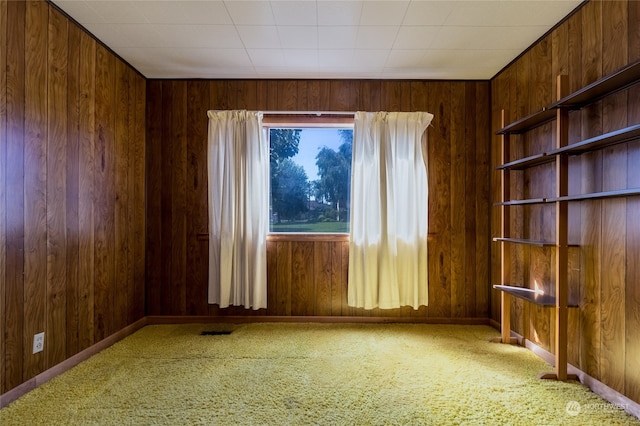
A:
1;323;638;425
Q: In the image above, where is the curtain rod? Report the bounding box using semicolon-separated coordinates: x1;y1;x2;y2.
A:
209;110;355;116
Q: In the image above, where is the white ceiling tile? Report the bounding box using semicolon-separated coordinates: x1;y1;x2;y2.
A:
247;49;286;67
385;50;428;69
205;68;258;78
277;26;318;49
445;1;579;27
87;23;162;48
151;25;243;49
424;49;521;70
318;27;358;49
84;1;148;24
393;26;440;50
198;49;253;67
356;26;399;50
317;1;363;26
283;49;319;68
271;1;317;26
134;1;232;25
126;47;254;78
319;50;355;68
224;1;276;25
431;26;548;51
402;1;455;26
253;67;296;78
360;1;409;26
353;49;389;68
236;26;281;49
515;2;584;26
53;1;106;24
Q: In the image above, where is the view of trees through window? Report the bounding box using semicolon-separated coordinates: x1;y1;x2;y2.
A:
269;127;353;233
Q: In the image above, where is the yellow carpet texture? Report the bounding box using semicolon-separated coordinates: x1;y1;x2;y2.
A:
1;323;638;425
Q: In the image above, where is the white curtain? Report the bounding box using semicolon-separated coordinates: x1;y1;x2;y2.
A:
207;110;268;309
348;111;434;309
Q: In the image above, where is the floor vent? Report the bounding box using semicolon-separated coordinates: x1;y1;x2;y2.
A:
200;330;233;336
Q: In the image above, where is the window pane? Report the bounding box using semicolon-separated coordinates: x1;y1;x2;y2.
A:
269;127;353;233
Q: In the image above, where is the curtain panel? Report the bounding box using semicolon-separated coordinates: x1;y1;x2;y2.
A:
207;110;268;309
348;111;434;309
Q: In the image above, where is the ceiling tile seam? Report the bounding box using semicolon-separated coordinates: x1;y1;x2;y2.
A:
222;0;259;75
130;1;153;25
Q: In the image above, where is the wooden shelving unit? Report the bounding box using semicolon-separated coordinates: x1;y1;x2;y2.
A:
547;124;640;156
492;285;578;308
497;153;555;170
496;108;557;135
493;58;640;381
492;237;554;247
550;59;640;109
495;198;546;206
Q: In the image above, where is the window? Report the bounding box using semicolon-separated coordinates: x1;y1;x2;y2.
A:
265;119;353;234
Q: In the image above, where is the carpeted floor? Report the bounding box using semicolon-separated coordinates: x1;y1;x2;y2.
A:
1;323;638;425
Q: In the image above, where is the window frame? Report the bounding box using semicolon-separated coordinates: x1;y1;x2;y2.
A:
263;114;354;237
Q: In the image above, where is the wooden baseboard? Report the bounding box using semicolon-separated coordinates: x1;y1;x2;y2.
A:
145;315;492;325
488;318;501;330
0;317;148;409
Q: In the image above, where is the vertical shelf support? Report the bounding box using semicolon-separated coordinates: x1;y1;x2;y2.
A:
496;109;517;344
539;75;577;381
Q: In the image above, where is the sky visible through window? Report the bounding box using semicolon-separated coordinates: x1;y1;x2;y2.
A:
293;128;343;181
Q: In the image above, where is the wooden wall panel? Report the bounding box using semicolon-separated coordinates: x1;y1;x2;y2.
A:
291;242;314;316
426;81;452;318
474;83;491;318
94;44;116;341
24;0;49;380
145;80;162;316
490;0;640;405
145;79;491;321
186;81;209;315
626;28;640;401
314;242;332;316
4;0;26;393
579;0;604;382
77;30;96;352
1;0;145;396
170;81;187;315
114;60;130;333
65;20;80;359
450;83;466;318
46;6;68;368
599;0;629;395
0;0;7;396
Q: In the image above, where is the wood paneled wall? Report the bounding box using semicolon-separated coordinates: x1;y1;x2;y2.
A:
0;0;146;395
490;0;640;403
145;79;491;320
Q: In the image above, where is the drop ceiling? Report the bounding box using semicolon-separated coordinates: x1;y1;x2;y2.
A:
51;0;583;80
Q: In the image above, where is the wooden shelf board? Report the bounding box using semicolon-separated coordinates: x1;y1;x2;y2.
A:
492;237;554;247
548;124;640;156
497;153;555;170
493;285;579;308
495;198;547;206
548;188;640;202
496;108;557;135
550;59;640;109
493;285;556;306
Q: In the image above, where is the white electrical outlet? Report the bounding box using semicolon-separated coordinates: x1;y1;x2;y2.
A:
33;332;45;354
